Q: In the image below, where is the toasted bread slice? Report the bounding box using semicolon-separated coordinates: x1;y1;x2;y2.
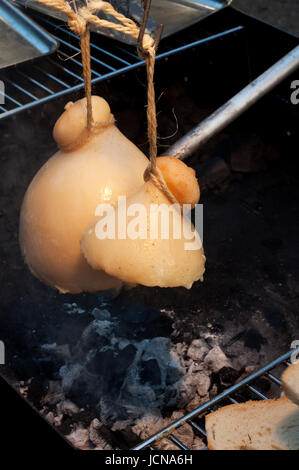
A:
281;361;299;406
205;397;299;450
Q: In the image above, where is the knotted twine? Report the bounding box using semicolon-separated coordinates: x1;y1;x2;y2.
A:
34;0;177;204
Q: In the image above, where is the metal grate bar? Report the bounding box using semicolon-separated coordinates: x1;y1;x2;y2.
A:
112;43;140;61
57;50;101;77
169;435;189;450
50;31;116;73
47;58;84;83
4;94;22;107
16;70;56;95
4;77;39;101
40;16;135;66
156;26;244;61
0;12;244;121
228;397;239;404
33;64;71;89
246;385;268;400
88;41;133;66
133;348;299;450
189;420;207;437
266;372;282;386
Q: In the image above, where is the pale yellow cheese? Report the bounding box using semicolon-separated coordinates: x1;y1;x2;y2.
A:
81;178;205;289
19;96;148;293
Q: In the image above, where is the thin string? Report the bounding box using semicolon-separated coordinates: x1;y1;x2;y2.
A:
80;26;93;129
34;0;178;204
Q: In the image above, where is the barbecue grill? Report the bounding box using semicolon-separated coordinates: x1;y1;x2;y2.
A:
0;4;298;451
133;347;299;450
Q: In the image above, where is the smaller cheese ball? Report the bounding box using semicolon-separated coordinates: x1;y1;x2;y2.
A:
53;96;112;149
81;157;205;289
157;156;200;207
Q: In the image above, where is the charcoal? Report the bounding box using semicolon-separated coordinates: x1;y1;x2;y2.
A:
243;328;267;351
185;393;209;413
196;157;231;189
27;376;48;407
42;380;64;406
140;359;161;386
91;308;111;321
66;425;89;450
154;439;180;450
191;438;206;450
187;339;209;362
204;346;232;373
45;411;55;425
211;366;243;393
196;372;211;397
60;399;80;416
89;419;113;449
172;421;194;449
230;134;269;172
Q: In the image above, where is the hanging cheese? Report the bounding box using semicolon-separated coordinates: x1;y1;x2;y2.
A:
81;157;206;289
19;96;148;293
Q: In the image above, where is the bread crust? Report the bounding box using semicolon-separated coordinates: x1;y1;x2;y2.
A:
281;361;299;405
205;397;297;450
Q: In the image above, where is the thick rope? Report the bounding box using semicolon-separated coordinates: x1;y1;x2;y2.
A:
34;0;177;204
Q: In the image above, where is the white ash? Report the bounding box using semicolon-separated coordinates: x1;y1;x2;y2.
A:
50;316;190;430
89;419;113;450
185;393;209;413
132;410;205;450
59;399;80;416
172;422;195;449
41;343;71;362
91;308;111;321
59;364;84;390
196;372;211;397
42;314;233;432
64;303;86;315
131;412;168;441
53;405;64;427
45;411;55;425
41;342;57;351
66;425;89;450
154;438;180;451
36;306;238;447
204;346;232;372
42;380;64;405
187;339;209;362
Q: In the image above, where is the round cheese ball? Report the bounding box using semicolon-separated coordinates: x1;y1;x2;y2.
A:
19;96;148;293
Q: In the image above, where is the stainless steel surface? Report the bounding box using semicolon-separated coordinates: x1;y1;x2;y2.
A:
133;347;299;450
166;45;299;159
0;0;58;69
151;0;232;37
0;10;241;119
15;0;232;44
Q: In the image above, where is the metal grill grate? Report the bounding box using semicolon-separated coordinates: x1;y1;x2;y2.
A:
132;348;299;450
0;7;243;120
